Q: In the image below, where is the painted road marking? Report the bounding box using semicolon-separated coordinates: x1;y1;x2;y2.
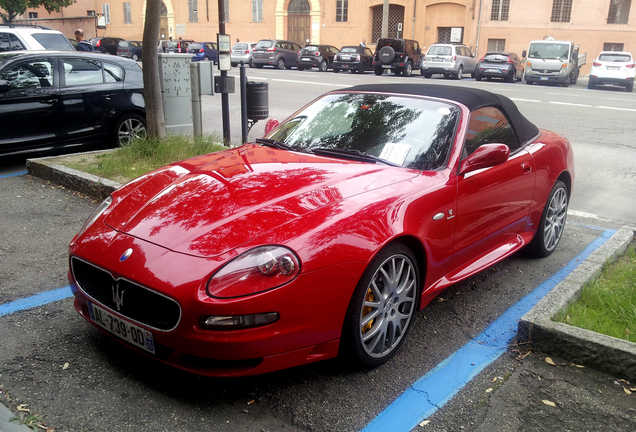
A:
510;98;541;103
549;101;593;107
272;78;347;87
360;228;615;432
0;287;73;317
0;170;27;179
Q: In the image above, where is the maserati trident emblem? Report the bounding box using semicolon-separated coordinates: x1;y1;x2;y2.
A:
120;248;133;262
112;282;125;311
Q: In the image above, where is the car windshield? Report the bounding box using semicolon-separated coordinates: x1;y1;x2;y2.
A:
340;47;359;53
598;53;631;62
528;43;569;60
233;43;248;50
483;53;509;62
118;41;130;48
256;40;275;49
428;46;452;56
188;43;202;51
266;93;459;171
31;33;74;51
377;39;403;52
303;46;319;52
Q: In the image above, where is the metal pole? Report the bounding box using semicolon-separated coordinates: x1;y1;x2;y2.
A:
218;0;231;144
240;62;248;144
190;62;202;137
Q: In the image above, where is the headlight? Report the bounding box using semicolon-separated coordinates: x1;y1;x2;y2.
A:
200;312;279;330
207;245;301;298
76;196;112;238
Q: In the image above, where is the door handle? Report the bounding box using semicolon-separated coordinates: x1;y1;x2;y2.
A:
521;162;533;175
40;99;56;105
103;93;117;100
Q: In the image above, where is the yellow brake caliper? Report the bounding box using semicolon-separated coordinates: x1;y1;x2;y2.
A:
361;288;375;334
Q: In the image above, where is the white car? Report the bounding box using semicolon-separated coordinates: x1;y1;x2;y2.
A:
0;24;75;51
588;51;635;92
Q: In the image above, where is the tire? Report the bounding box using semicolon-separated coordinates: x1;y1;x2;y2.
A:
394;69;402;76
255;64;263;69
403;62;413;77
526;80;533;85
333;68;340;73
455;65;463;80
319;60;328;72
276;58;285;70
528;180;568;257
249;59;254;68
132;54;138;61
475;75;482;81
358;64;365;74
627;82;633;92
423;72;432;78
374;66;383;76
204;56;210;61
341;243;419;367
505;73;514;83
588;79;596;90
111;113;146;147
297;65;304;71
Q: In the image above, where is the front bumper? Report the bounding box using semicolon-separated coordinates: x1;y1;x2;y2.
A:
525;71;567;84
373;60;409;71
333;61;363;70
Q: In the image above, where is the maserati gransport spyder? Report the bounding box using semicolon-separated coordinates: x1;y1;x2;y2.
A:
68;84;574;377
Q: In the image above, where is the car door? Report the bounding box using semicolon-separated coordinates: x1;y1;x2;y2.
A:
450;106;536;273
0;57;60;155
58;57;124;142
464;47;477;73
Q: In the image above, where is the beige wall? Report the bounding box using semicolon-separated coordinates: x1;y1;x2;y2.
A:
10;0;636;74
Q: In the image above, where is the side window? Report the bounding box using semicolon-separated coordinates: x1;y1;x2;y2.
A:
463;106;519;158
0;33;26;52
63;58;104;86
413;41;419;52
365;48;373;56
0;59;54;91
103;62;124;82
294;43;302;52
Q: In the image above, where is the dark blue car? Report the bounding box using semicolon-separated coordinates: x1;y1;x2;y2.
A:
188;42;218;63
116;40;142;61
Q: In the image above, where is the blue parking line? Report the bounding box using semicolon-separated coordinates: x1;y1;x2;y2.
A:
0;287;74;317
0;170;27;179
361;228;616;432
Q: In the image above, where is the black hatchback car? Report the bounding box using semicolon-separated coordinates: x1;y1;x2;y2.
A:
474;51;525;83
90;37;125;55
333;45;374;73
0;51;146;157
297;44;340;72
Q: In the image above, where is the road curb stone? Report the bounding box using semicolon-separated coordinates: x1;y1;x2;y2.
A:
518;226;636;381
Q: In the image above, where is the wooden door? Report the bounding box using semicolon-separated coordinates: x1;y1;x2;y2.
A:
288;14;310;46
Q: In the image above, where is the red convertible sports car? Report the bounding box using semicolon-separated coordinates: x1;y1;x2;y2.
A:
69;84;574;377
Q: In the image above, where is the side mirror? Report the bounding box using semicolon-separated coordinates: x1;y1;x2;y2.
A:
264;118;280;136
459;144;510;175
471;53;475;58
522;50;527;59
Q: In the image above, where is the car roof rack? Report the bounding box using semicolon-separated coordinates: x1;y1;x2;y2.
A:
0;23;53;30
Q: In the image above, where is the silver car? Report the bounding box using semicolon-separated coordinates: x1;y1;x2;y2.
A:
231;42;257;67
421;43;477;80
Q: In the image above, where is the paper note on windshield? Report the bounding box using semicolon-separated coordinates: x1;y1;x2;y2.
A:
379;143;411;165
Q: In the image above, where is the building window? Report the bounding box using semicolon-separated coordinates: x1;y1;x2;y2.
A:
487;39;506;51
123;3;132;24
604;42;625;51
608;0;631;24
252;0;263;22
189;0;198;23
336;0;348;22
551;0;572;22
102;4;111;24
87;10;95;16
490;0;509;21
28;12;38;18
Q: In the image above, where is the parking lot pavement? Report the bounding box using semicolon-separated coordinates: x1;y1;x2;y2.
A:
1;163;635;432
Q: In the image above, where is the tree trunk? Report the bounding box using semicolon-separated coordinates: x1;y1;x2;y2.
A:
141;0;166;139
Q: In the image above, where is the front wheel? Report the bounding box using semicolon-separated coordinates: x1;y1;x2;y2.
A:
455;65;464;80
423;72;432;78
319;60;328;72
276;58;285;70
341;244;418;367
333;68;340;73
374;66;383;76
528;180;568;257
403;62;413;77
475;75;482;81
111;113;146;147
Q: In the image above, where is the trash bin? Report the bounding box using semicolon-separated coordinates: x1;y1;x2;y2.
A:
246;81;269;120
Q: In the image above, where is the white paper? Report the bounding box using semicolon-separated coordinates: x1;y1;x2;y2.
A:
379;143;411;165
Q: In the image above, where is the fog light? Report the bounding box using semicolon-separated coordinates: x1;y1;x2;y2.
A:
201;312;280;330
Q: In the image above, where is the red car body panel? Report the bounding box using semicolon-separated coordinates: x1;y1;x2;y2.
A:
69;88;574;377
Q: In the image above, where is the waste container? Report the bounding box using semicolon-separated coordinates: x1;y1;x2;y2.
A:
246;81;269;120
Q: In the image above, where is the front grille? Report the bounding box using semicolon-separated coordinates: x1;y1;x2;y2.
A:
71;257;181;331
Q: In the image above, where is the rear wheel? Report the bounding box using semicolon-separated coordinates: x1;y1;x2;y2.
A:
529;180;568;257
319;60;328;72
276;58;285;70
333;68;340;73
423;72;432;78
374;66;383;76
297;65;304;71
455;66;464;80
249;59;254;68
475;75;482;81
111;113;146;147
403;62;413;77
627;82;633;92
204;56;210;61
341;243;418;367
588;78;596;90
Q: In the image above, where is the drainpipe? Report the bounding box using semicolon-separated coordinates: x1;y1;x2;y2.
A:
475;0;484;58
411;0;416;39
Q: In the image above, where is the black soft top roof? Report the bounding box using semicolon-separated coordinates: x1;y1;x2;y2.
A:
340;84;540;145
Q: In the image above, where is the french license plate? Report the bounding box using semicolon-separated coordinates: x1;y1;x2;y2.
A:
302;57;311;61
382;65;391;68
540;77;549;80
343;65;350;68
485;69;499;73
88;301;155;354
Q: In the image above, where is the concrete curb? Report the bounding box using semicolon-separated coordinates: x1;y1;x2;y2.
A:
518;226;636;381
0;401;33;432
26;150;122;201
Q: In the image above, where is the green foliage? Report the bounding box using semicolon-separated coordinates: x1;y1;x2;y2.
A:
0;0;74;22
66;134;227;183
556;244;636;342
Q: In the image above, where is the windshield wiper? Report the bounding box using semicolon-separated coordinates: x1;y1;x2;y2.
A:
255;138;295;151
310;148;401;167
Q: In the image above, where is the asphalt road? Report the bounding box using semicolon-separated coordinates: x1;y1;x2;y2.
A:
1;68;635;432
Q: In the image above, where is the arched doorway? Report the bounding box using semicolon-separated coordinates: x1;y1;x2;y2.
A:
160;2;169;39
288;0;310;46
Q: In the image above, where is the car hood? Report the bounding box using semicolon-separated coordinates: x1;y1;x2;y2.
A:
104;144;421;258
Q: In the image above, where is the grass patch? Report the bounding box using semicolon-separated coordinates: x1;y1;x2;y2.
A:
65;134;227;184
555;243;636;343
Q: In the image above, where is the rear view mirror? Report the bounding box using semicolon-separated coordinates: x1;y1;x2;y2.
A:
522;50;527;59
459;144;510;175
